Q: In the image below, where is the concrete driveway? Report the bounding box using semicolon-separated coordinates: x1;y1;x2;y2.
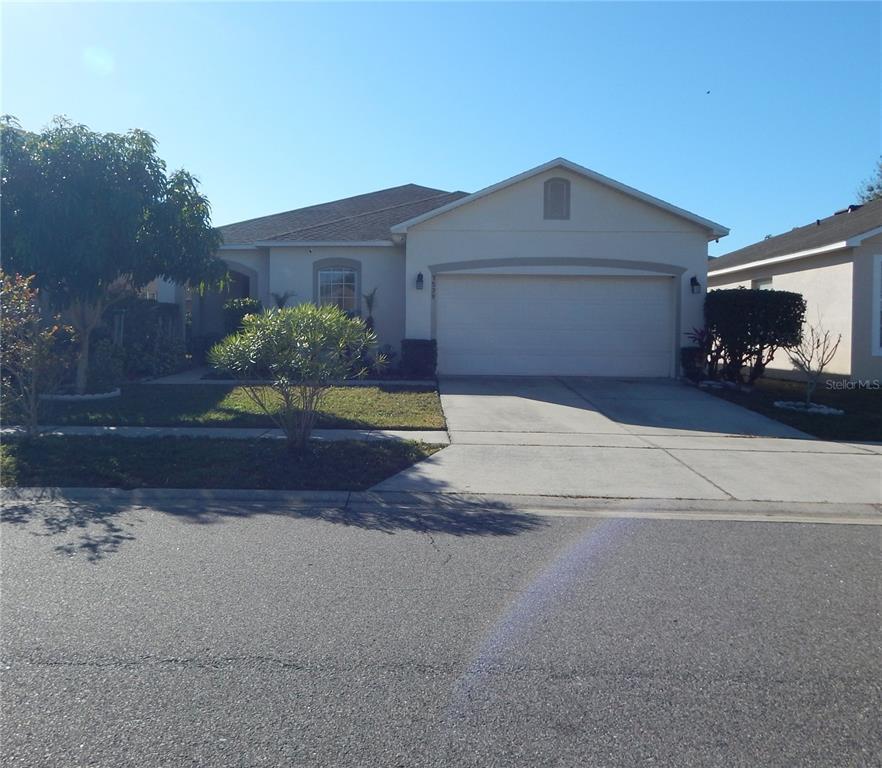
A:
374;377;882;504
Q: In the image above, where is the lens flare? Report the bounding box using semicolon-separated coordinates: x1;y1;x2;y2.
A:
447;517;639;719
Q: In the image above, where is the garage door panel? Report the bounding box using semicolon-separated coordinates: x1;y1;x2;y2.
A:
447;327;670;353
439;301;670;329
435;275;674;377
441;351;672;377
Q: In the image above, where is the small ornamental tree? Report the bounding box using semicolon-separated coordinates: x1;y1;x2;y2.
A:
704;288;806;385
786;321;842;405
0;272;74;436
208;304;378;452
1;116;224;393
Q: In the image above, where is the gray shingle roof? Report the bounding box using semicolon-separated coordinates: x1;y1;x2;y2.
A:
709;197;882;271
218;184;468;245
263;192;469;242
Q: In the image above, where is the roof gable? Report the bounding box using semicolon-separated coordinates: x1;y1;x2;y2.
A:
390;158;729;240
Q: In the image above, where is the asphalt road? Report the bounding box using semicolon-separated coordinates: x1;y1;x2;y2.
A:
1;496;880;767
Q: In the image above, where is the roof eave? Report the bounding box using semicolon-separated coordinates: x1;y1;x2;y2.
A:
254;239;396;248
846;223;882;246
708;223;882;278
219;240;397;249
708;241;851;278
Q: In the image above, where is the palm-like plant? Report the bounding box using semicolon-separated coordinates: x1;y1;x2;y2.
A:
362;287;378;330
271;290;295;309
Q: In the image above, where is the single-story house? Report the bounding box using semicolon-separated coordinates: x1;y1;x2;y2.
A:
708;198;882;381
161;158;728;377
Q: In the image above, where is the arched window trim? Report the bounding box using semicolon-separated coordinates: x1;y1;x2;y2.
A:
543;177;571;220
313;257;362;315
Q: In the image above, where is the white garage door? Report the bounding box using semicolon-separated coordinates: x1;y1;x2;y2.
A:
435;274;675;377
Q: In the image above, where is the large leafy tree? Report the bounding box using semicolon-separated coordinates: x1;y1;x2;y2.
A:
857;156;882;203
1;116;223;392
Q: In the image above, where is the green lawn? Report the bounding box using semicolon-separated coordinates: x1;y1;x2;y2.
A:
710;378;882;441
35;383;445;430
0;436;441;491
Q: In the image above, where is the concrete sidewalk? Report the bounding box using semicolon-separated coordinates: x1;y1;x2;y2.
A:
1;425;449;444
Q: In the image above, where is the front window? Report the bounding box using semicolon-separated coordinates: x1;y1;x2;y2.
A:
318;268;358;314
752;278;773;290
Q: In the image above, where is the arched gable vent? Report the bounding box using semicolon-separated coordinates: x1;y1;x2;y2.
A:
543;177;571;220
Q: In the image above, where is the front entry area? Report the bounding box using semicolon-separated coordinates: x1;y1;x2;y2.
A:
434;274;676;376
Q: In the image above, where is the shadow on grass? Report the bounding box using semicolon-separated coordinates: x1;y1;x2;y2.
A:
0;488;544;562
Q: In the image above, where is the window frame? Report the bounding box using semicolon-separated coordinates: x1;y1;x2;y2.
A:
872;254;882;357
313;258;361;316
752;278;773;290
543;177;571;220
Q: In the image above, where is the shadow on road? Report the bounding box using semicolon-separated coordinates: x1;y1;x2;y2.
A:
169;499;545;538
1;491;137;562
0;489;544;562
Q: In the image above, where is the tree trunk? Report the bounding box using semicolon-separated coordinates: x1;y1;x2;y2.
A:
68;298;104;394
75;327;91;395
25;354;39;438
805;379;817;406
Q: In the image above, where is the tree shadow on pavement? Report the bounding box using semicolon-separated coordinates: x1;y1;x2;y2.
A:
1;489;544;562
160;497;545;538
1;490;137;562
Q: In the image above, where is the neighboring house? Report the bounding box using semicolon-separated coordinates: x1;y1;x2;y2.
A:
708;199;882;381
171;158;727;377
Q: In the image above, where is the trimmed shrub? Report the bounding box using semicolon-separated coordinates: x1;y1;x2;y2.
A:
400;339;437;379
111;297;187;378
189;333;224;366
704;288;805;385
223;297;263;335
102;297;185;378
87;338;125;393
680;346;705;382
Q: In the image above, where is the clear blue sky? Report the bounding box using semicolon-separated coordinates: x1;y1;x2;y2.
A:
3;2;879;255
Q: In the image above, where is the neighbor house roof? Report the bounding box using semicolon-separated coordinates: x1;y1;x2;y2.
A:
390;157;730;240
708;197;882;276
218;184;468;245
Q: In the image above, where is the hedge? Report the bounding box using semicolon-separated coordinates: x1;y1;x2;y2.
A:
704;288;805;384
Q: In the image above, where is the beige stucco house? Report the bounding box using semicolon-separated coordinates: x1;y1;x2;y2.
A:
165;159;728;377
708;198;882;381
